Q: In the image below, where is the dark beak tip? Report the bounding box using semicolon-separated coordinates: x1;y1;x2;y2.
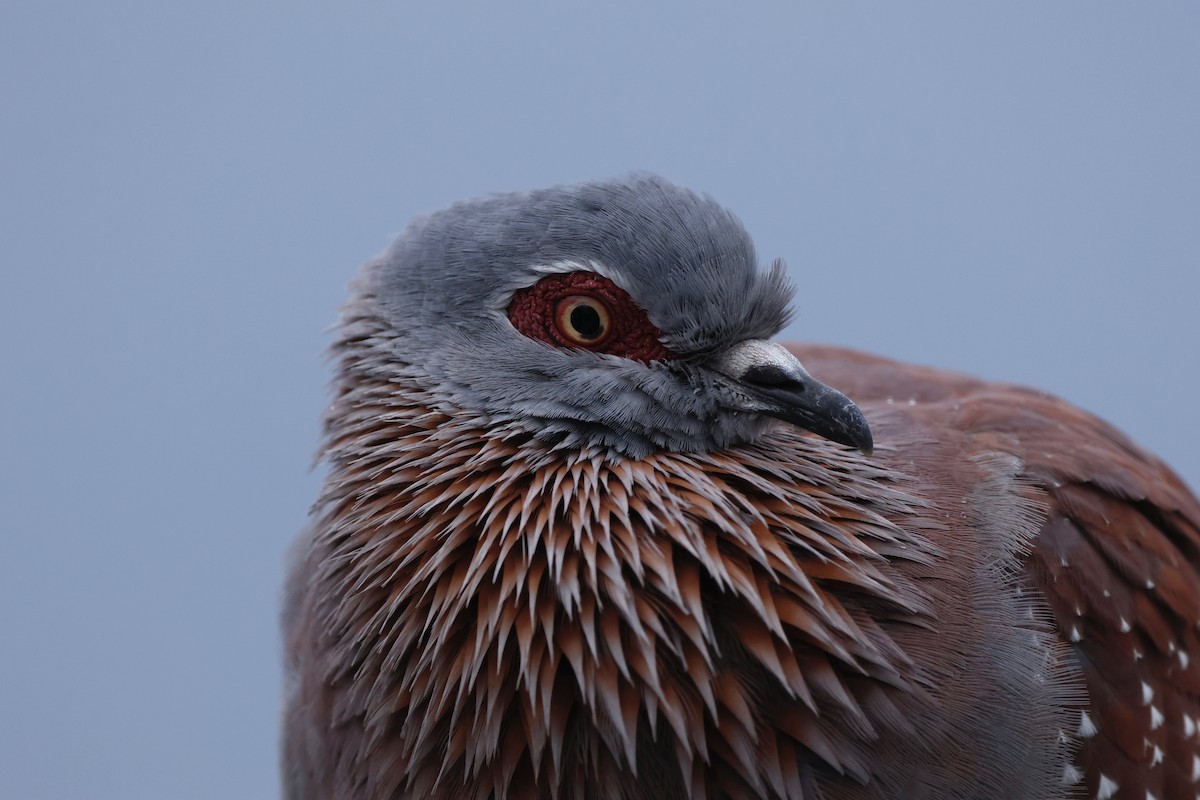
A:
841;410;875;456
714;343;874;456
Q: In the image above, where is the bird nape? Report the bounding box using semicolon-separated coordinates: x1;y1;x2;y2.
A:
282;175;1200;800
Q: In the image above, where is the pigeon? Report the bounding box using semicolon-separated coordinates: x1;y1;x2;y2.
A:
282;174;1200;800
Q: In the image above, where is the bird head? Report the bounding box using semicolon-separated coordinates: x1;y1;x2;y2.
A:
352;173;872;458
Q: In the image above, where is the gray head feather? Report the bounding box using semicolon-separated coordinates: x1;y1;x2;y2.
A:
348;173;798;457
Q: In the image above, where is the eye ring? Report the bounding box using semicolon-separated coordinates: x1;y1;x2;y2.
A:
554;295;613;348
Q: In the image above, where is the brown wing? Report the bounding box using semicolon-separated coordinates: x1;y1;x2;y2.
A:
790;343;1200;800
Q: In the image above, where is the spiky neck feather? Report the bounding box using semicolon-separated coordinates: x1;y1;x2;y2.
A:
302;312;949;800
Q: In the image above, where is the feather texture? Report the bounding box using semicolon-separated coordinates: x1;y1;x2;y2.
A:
283;316;1098;799
282;176;1200;799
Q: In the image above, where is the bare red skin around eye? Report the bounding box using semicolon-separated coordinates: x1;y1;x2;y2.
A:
508;272;677;364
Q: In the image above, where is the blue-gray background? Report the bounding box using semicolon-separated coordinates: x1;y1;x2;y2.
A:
2;2;1197;798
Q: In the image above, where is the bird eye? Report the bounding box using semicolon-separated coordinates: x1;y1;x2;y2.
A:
508;271;675;363
555;296;612;347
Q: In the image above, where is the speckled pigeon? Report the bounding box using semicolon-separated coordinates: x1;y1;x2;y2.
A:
282;174;1200;800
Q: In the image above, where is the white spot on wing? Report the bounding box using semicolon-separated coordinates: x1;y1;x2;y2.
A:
1142;681;1154;705
1079;710;1098;738
1120;617;1132;633
1097;774;1118;799
1061;763;1082;785
1150;744;1164;766
1182;650;1191;670
1185;714;1196;738
1070;625;1083;642
1192;754;1200;782
1151;705;1164;730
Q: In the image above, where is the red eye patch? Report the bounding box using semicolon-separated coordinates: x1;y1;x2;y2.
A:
507;271;677;364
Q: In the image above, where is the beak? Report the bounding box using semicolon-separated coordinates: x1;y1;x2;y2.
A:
708;340;874;455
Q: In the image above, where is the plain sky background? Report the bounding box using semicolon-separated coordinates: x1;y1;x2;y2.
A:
2;2;1197;798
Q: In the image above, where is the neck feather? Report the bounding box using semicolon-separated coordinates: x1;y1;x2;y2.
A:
307;329;938;799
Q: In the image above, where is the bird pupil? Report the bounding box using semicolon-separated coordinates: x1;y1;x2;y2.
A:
570;305;603;339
